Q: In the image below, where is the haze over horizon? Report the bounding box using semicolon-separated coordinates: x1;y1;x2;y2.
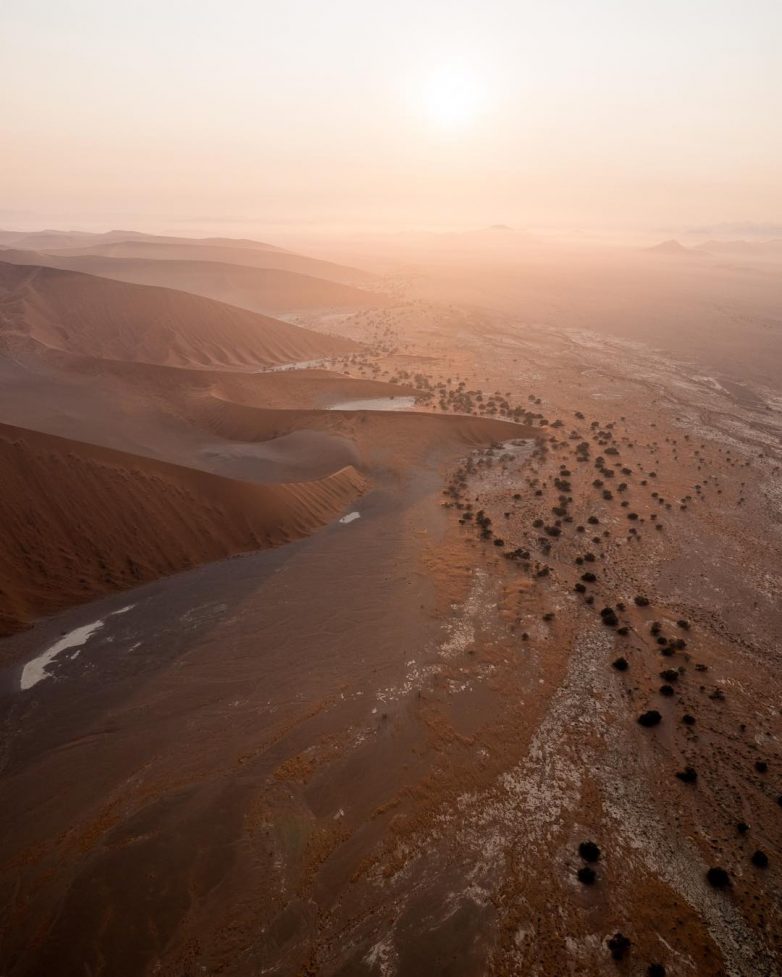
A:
2;0;781;235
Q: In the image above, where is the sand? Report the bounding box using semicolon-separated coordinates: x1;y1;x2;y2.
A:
0;261;358;370
0;421;366;636
0;230;780;977
0;249;390;314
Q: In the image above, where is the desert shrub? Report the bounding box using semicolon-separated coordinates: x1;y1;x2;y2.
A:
606;933;631;961
706;867;730;888
579;841;601;862
638;710;662;727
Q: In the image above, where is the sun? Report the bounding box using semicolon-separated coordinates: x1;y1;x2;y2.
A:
423;65;482;129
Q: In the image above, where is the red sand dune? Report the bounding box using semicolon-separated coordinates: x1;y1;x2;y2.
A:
0;262;358;369
0;422;366;636
195;397;529;468
42;238;376;285
0;249;389;314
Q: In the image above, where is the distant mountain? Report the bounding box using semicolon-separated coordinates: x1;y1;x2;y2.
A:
645;239;706;256
0;228;285;252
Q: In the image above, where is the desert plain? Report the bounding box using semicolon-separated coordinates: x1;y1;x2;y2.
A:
0;227;780;977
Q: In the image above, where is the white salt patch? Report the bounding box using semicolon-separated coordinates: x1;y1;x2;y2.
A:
339;511;361;524
20;604;135;691
328;396;416;411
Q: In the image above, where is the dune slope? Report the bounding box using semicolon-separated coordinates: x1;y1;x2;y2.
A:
0;249;389;314
0;422;365;635
44;239;376;285
0;262;358;369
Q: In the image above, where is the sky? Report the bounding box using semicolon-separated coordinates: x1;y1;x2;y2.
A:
1;0;780;233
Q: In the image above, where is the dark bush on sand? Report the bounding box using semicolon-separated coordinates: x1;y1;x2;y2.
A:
706;867;731;888
638;710;662;727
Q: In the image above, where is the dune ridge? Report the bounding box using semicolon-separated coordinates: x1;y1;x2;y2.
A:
0;249;389;314
0;421;366;636
0;262;358;370
194;397;529;468
42;238;375;285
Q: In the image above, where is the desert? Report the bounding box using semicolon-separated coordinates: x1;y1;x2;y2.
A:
1;4;780;976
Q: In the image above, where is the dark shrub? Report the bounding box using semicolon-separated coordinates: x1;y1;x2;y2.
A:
638;710;662;727
607;933;631;960
706;867;730;888
579;841;601;862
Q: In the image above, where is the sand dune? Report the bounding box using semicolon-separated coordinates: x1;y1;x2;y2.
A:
0;261;358;369
195;397;527;469
0;248;388;314
0;421;366;636
42;238;376;285
0;228;287;252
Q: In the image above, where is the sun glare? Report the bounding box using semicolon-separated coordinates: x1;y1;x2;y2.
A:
423;66;482;129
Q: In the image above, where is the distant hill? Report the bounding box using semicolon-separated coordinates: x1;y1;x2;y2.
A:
645;239;706;256
41;237;376;285
0;228;286;252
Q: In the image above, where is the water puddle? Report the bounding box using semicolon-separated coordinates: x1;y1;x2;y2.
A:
20;604;134;691
327;396;416;411
339;511;361;524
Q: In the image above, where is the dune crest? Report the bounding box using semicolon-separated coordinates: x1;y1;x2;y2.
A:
0;262;358;370
0;249;389;314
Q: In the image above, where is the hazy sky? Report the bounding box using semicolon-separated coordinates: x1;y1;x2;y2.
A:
1;0;780;232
